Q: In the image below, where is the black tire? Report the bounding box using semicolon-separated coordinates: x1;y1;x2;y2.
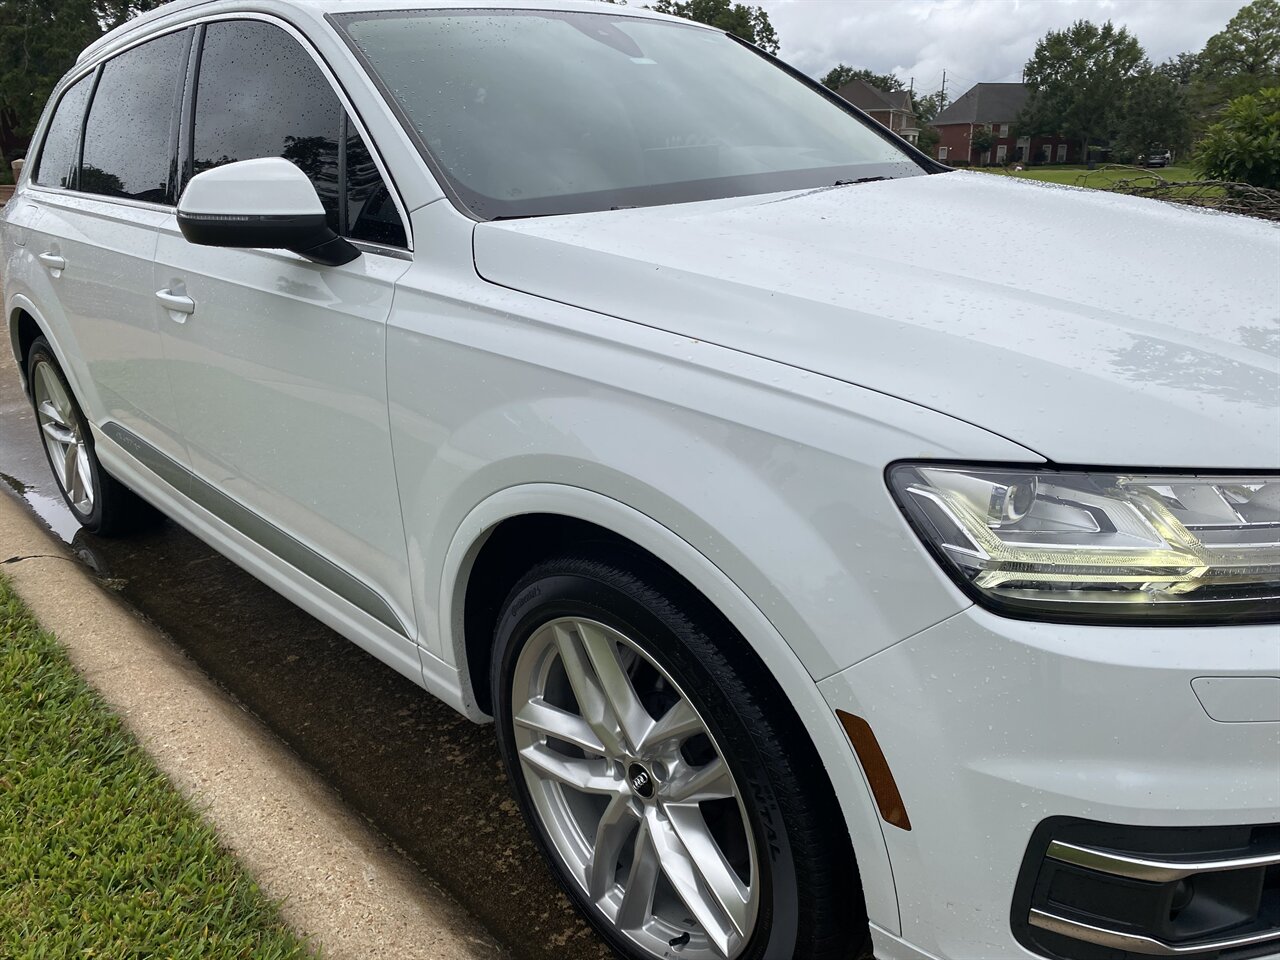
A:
491;550;868;960
26;337;155;537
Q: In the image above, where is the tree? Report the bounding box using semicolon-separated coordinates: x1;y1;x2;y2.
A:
1018;19;1145;167
916;124;940;158
1195;86;1280;189
820;63;902;93
1114;63;1190;161
911;89;945;157
970;126;995;163
1184;0;1280;140
650;0;778;54
1157;52;1199;85
1196;0;1280;100
0;0;164;162
913;89;946;125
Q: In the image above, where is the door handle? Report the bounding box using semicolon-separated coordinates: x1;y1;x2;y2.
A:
155;288;196;318
38;252;66;273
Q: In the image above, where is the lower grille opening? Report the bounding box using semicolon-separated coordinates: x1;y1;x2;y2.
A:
1012;817;1280;959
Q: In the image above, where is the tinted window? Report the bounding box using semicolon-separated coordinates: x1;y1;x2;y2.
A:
346;127;406;248
81;30;188;203
34;75;93;189
193;20;341;229
340;10;921;219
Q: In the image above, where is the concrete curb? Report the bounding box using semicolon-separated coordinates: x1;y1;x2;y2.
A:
0;491;506;960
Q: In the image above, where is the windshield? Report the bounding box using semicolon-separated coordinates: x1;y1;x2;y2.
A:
337;9;926;219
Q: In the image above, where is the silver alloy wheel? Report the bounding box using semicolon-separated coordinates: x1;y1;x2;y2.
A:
512;617;759;960
32;360;94;516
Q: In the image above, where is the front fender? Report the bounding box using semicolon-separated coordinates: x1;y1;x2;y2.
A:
440;480;905;935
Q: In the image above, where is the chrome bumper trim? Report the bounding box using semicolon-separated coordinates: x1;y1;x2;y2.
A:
1047;838;1280;883
1029;908;1280;957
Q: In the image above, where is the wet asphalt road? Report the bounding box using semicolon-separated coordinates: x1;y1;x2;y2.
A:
0;345;612;960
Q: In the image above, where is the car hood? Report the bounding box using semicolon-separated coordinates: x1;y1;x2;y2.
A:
474;171;1280;469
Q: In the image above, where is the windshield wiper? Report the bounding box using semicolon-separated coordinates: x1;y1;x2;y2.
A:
833;176;890;186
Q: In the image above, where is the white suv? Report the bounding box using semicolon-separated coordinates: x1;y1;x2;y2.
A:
3;3;1278;959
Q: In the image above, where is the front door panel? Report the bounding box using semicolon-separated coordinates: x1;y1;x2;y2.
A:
153;226;414;635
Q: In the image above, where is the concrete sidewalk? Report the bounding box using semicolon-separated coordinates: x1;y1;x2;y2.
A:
0;490;506;960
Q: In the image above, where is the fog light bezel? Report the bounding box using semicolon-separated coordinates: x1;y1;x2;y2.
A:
1011;816;1280;960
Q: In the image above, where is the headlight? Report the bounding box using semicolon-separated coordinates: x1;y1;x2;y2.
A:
887;463;1280;623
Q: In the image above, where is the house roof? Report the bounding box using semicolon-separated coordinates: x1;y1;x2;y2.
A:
931;82;1029;126
881;88;913;112
834;78;914;115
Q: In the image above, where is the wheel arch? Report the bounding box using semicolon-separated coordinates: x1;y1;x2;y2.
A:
8;298;49;391
441;483;902;935
7;293;102;427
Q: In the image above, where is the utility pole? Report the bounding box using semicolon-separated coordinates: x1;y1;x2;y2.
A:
909;76;914;97
939;70;947;106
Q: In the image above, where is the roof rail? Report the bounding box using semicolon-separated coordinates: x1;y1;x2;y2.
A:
76;0;218;65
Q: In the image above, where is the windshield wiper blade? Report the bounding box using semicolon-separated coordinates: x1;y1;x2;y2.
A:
833;176;890;186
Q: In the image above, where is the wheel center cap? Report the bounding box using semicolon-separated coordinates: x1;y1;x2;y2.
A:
626;762;656;799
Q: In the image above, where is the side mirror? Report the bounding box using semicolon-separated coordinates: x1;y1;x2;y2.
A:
176;157;358;267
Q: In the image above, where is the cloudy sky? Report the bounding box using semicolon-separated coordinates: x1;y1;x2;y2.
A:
757;0;1248;95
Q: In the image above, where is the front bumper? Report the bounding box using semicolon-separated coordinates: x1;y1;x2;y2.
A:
817;606;1280;960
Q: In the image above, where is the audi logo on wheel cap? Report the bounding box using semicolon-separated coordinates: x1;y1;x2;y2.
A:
627;763;655;799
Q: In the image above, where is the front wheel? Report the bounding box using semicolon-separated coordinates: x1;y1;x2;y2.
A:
492;553;867;960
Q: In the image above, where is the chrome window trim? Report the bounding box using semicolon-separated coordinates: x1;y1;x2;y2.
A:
29;9;413;255
1047;838;1280;883
350;239;413;261
25;182;176;215
1029;908;1280;957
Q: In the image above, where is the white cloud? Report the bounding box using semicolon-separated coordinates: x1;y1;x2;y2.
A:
757;0;1248;95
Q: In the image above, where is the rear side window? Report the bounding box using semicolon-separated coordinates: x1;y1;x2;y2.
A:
193;20;342;230
34;75;93;189
192;19;405;248
81;29;189;203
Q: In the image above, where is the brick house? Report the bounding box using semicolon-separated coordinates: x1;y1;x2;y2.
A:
930;82;1076;166
834;78;921;145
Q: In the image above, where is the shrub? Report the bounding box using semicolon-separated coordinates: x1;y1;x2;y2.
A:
1195;88;1280;189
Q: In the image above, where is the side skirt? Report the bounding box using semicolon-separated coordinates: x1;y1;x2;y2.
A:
93;421;470;716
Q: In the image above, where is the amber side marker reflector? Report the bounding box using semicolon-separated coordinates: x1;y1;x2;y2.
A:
836;710;911;831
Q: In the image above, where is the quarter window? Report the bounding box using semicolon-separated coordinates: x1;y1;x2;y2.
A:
81;29;189;203
345;124;406;248
34;75;93;190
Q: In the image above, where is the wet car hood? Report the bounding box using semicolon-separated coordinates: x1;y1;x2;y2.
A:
473;170;1280;469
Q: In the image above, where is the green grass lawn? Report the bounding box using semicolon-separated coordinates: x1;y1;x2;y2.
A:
968;163;1198;189
0;575;313;959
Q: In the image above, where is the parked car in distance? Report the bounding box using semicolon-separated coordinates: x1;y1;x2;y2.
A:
3;3;1278;960
1140;150;1173;167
